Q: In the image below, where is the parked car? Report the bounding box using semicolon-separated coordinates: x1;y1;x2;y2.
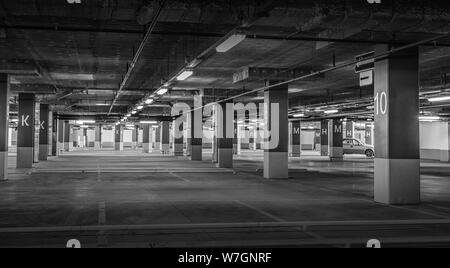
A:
343;139;375;158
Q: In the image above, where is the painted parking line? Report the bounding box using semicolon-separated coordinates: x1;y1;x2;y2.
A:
234;200;285;222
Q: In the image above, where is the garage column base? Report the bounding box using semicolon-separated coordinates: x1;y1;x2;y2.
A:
17;147;33;169
38;145;49;161
190;145;202;161
0;151;7;181
161;144;170;155
264;152;288;179
217;148;233;168
143;143;150;153
374;158;421;205
115;142;123;151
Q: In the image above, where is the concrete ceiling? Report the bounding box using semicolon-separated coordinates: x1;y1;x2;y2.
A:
2;0;450;123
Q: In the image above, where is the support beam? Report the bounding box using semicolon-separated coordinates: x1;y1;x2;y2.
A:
216;102;233;168
38;104;50;161
0;74;9;180
17;93;35;169
365;123;374;146
290;121;301;157
233;121;238;155
48;112;54;156
155;124;161;151
115;125;123;151
160;121;170;155
51;114;58;156
131;127;138;149
142;124;151;153
63;121;72;152
264;81;289;179
212;105;218;163
345;121;354;139
374;45;420;205
57;119;64;155
320;120;329;157
95;125;102;149
173;117;184;157
329;119;344;162
33;103;39;163
190;109;203;161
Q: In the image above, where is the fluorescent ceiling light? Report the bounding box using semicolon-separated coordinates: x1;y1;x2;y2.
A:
126;114;131;117
216;34;246;53
76;120;95;124
145;99;154;105
80;125;89;128
131;111;137;115
137;105;144;110
140;121;157;124
324;109;339;114
419;116;441;121
176;70;194;81
156;87;169;95
428;96;450;102
293;113;305;118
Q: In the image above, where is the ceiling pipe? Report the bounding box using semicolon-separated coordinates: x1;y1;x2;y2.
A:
107;0;167;116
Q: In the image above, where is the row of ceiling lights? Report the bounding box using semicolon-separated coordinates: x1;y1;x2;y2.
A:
115;34;247;126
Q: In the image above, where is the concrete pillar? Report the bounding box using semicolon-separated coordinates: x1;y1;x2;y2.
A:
374;45;420;205
52;114;59;156
233;121;238;155
212;105;218;163
216;102;233;168
173;117;184;156
131;127;138;149
63;121;71;152
255;125;262;150
83;128;88;147
365;123;373;145
249;125;255;151
154;124;161;151
190;109;203;161
290;121;301;157
49;112;55;156
345;121;354;139
237;124;242;155
264;81;289;179
160;121;170;154
94;125;101;149
17;93;35;169
149;126;154;151
329;119;343;161
136;126;140;148
51;115;58;156
115;124;123;151
0;74;9;180
142;124;151;153
184;114;190;156
7;127;12;148
57;119;64;154
33;103;39;163
38;104;50;161
320;120;329;156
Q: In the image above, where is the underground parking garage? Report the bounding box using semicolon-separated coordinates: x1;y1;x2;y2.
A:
0;0;450;252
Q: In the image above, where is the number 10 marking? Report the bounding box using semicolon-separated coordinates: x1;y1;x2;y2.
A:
375;91;387;115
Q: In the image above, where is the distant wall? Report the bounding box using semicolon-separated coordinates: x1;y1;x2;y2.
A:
420;122;449;162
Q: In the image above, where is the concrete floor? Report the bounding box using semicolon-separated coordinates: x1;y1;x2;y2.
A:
1;149;450;248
